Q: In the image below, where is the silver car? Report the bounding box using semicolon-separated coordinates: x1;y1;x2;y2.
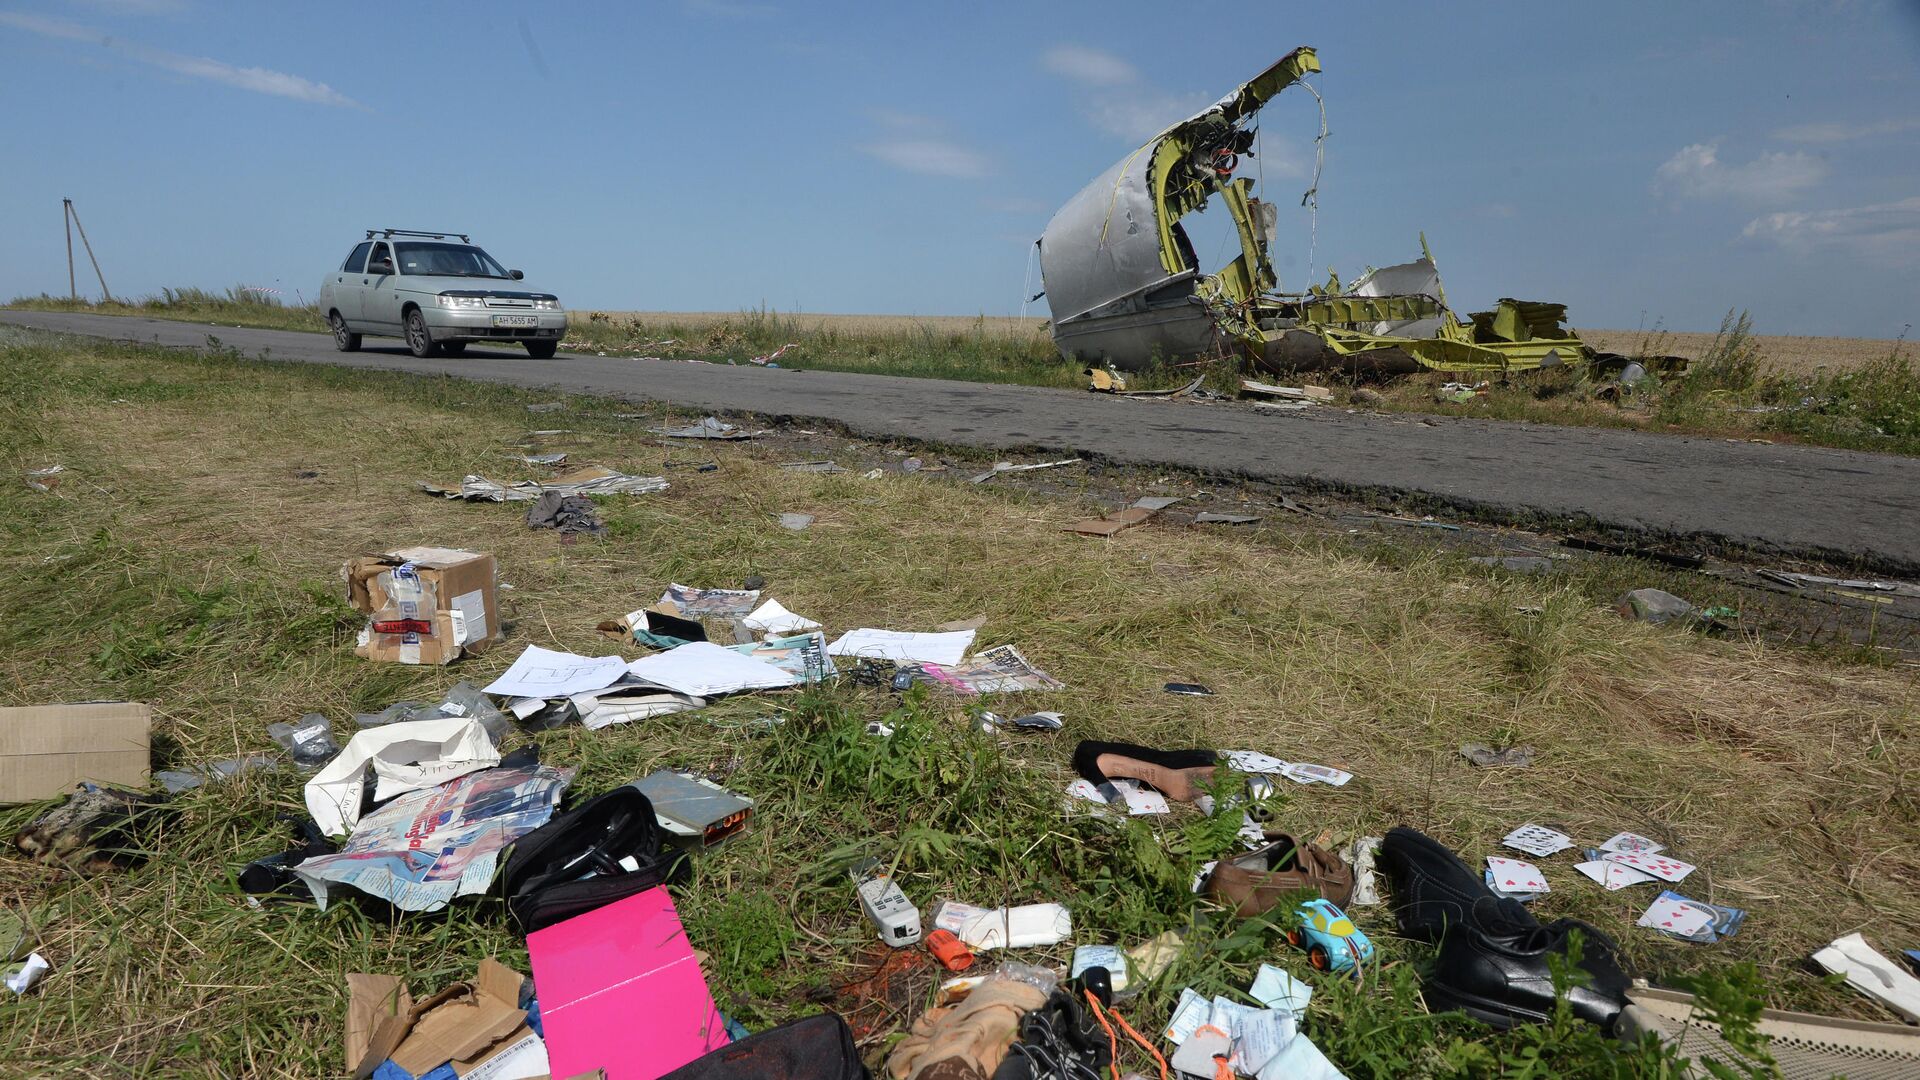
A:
319;229;566;358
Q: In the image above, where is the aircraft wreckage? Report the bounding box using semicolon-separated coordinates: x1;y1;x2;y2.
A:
1037;47;1680;377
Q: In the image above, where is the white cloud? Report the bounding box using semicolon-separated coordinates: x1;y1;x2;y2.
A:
1039;43;1214;142
1771;117;1920;143
857;139;989;179
0;11;358;107
1041;44;1137;86
1652;141;1827;203
1742;196;1920;264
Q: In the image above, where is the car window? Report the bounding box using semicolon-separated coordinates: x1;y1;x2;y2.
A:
343;242;372;273
368;242;392;273
393;242;509;279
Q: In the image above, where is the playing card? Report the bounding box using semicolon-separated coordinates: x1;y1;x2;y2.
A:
1486;856;1549;893
1574;859;1657;890
1485;869;1542;901
1637;893;1714;939
1603;849;1694;883
1503;824;1574;857
1066;778;1169;816
1283;762;1353;786
1600;831;1664;855
1223;750;1290;774
1641;890;1746;943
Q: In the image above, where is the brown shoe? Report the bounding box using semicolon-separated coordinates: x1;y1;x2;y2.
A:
1207;834;1355;915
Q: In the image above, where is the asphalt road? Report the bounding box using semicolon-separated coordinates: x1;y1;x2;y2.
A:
8;309;1917;570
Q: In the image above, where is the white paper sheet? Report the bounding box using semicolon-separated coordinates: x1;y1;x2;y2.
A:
1164;987;1212;1044
625;641;798;697
1250;964;1314;1015
1257;1031;1347;1080
303;717;499;836
929;900;1071;950
1811;933;1920;1022
480;645;630;699
1233;1008;1298;1075
741;598;823;635
826;628;975;665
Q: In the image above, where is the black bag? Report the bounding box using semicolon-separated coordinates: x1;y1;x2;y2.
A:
501;786;688;933
660;1014;869;1080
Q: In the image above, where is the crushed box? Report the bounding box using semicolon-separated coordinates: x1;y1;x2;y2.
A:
345;959;543;1079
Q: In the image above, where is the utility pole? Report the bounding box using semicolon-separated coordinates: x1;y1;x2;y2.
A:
64;199;76;300
62;198;111;302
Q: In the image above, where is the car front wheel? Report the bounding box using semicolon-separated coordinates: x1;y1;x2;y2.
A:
404;309;440;358
329;312;361;352
525;340;558;359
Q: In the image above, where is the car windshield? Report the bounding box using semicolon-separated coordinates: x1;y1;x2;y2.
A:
393;242;509;278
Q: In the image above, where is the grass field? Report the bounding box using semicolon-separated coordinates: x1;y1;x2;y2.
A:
1;329;1915;1076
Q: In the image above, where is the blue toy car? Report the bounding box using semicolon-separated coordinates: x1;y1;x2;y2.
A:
1286;898;1374;973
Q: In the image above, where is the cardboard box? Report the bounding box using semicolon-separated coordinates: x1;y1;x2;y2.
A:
0;702;150;804
345;547;500;666
346;959;544;1079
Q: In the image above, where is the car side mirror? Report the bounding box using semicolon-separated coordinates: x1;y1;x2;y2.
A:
509;269;524;280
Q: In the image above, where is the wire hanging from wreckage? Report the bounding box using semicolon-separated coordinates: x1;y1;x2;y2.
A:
1297;78;1330;287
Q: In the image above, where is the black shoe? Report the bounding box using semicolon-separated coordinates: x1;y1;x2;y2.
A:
1379;825;1539;942
1424;918;1632;1033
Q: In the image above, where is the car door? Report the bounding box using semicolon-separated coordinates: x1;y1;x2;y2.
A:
331;241;372;327
362;241;404;332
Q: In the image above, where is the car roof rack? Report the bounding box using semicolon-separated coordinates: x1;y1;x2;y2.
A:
365;228;472;243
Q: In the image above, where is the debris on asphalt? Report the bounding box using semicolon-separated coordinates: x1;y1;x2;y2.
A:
750;342;798;366
970;458;1083;484
1242;379;1333;403
1460;742;1537;768
1616;587;1696;625
0;701;150;803
1085;366;1126;392
420;465;669;502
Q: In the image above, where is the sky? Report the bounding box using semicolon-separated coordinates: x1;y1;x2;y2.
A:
2;0;1917;337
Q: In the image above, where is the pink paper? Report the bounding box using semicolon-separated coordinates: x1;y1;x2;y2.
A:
528;886;729;1078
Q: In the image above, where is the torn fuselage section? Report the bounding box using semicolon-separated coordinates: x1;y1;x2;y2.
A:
1037;48;1683;378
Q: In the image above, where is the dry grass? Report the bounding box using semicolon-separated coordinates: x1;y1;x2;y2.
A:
0;333;1916;1074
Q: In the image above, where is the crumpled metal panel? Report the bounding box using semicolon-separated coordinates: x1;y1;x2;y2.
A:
1346;257;1445;337
1038;153;1184;326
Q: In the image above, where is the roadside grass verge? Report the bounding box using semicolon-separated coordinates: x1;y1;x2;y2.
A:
0;334;1915;1075
1358;312;1920;456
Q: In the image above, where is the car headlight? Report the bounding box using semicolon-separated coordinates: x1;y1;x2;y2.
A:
436;294;486;308
533;299;562;311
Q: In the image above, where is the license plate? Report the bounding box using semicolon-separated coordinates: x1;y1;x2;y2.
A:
493;315;538;327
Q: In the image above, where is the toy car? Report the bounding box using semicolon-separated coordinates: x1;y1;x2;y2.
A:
1286;898;1374;973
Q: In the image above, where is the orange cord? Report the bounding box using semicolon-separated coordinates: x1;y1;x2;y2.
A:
1083;989;1171;1080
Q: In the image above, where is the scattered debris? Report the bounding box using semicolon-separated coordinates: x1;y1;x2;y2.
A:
1436;381;1490;404
634;770;755;850
1460;742;1537;768
749;342;798;366
421;465;669;502
827;627;976;666
344;547;501;666
15;783;169;873
268;714;342;769
851;856;923;947
1085;366;1127;392
1562;537;1704;569
892;644;1064;694
525;489;604;535
303;717;501;837
1812;933;1920;1023
970;457;1084;484
1242;380;1333;403
5;953;49;995
1064;495;1181;537
515;451;568;466
1756;569;1920;598
937;614;989;633
525;401;566;413
1116;373;1207;398
1350;387;1386;406
345;959;545;1080
1195;511;1262;525
659;583;762;619
1164;682;1214;696
778;460;845;473
653;416;761;440
155;752;274;794
778;511;815;531
23;465;64;492
1638;891;1745;944
1616;588;1696;625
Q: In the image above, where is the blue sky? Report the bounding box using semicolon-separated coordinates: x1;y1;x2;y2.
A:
3;0;1916;336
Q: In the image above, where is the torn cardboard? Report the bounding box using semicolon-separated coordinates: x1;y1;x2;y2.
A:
0;703;150;804
344;547;499;666
346;959;543;1080
1063;496;1181;537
